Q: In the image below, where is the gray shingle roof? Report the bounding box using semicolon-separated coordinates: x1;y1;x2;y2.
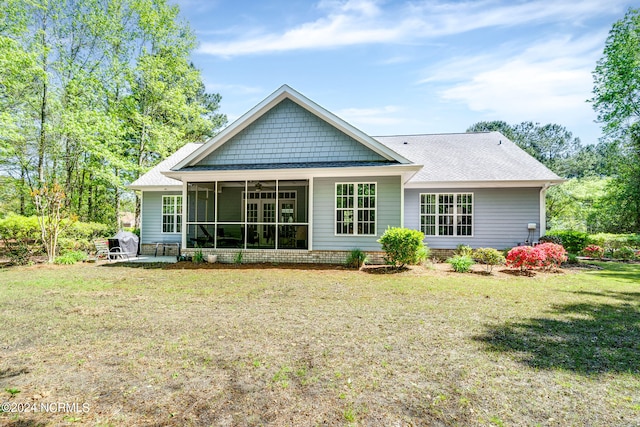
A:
128;143;202;188
129;132;561;188
375;132;561;183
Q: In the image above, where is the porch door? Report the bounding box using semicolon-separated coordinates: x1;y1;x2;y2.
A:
247;197;276;246
262;202;275;242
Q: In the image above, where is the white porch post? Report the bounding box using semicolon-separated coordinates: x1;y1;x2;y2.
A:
182;181;187;250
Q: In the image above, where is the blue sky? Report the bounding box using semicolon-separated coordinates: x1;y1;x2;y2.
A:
176;0;634;145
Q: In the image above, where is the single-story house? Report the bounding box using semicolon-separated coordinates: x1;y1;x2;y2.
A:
129;85;563;263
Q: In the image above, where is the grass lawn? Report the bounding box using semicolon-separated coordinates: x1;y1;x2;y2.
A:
0;262;639;426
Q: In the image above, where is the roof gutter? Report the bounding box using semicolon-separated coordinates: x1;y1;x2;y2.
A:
404;179;565;189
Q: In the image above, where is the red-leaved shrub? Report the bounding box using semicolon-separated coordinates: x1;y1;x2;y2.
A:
506;246;544;271
583;244;604;259
536;242;567;270
506;243;568;272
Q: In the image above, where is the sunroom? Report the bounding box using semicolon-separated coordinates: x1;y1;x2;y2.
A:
184;179;309;250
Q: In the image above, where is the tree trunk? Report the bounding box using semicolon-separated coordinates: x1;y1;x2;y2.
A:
19;166;26;215
115;169;121;229
37;14;48;186
135;193;141;229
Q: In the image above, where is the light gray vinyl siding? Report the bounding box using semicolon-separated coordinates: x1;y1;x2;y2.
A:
198;99;387;166
313;176;401;251
404;188;541;250
141;191;182;244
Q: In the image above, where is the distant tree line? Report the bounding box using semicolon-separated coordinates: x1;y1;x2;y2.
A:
0;0;226;227
466;120;618;179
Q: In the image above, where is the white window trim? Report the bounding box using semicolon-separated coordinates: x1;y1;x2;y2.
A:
334;182;377;237
419;192;474;237
161;195;182;234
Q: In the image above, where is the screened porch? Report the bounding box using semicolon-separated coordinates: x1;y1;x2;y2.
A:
185;180;309;250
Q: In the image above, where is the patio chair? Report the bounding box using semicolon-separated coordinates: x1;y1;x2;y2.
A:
94;239;109;259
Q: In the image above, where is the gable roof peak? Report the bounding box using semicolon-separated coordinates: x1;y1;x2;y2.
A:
172;84;412;170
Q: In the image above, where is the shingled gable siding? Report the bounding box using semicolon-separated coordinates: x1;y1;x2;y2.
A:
197;99;387;166
313;176;402;251
404;188;541;250
141;191;182;245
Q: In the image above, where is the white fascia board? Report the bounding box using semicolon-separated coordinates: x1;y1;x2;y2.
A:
404;179;565;189
163;164;422;182
173;85;412;170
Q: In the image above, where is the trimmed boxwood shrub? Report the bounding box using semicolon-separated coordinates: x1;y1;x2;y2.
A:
545;230;591;254
378;227;428;267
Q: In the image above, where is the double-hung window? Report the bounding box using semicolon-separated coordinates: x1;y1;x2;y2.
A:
336;183;376;235
162;195;183;233
420;193;472;236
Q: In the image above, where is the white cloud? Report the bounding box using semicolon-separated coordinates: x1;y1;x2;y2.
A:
336;105;406;127
197;0;628;57
425;32;607;128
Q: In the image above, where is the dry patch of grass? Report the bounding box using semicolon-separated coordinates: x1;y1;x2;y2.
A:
0;262;639;426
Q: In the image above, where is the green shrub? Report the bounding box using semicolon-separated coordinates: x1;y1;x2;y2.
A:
193;249;204;264
54;254;76;265
454;244;473;257
472;247;505;273
378;227;427;267
53;250;87;265
566;253;579;265
0;214;113;256
615;247;636;260
63;220;113;252
124;227;140;237
589;233;640;253
447;255;474;273
0;214;41;246
545;230;591;254
346;249;368;269
539;235;562;245
0;214;42;264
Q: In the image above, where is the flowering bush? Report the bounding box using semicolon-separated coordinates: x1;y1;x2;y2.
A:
536;243;567;270
506;243;567;272
583;244;604;259
506;246;544;271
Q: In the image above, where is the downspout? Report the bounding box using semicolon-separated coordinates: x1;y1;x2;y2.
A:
539;183;551;238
